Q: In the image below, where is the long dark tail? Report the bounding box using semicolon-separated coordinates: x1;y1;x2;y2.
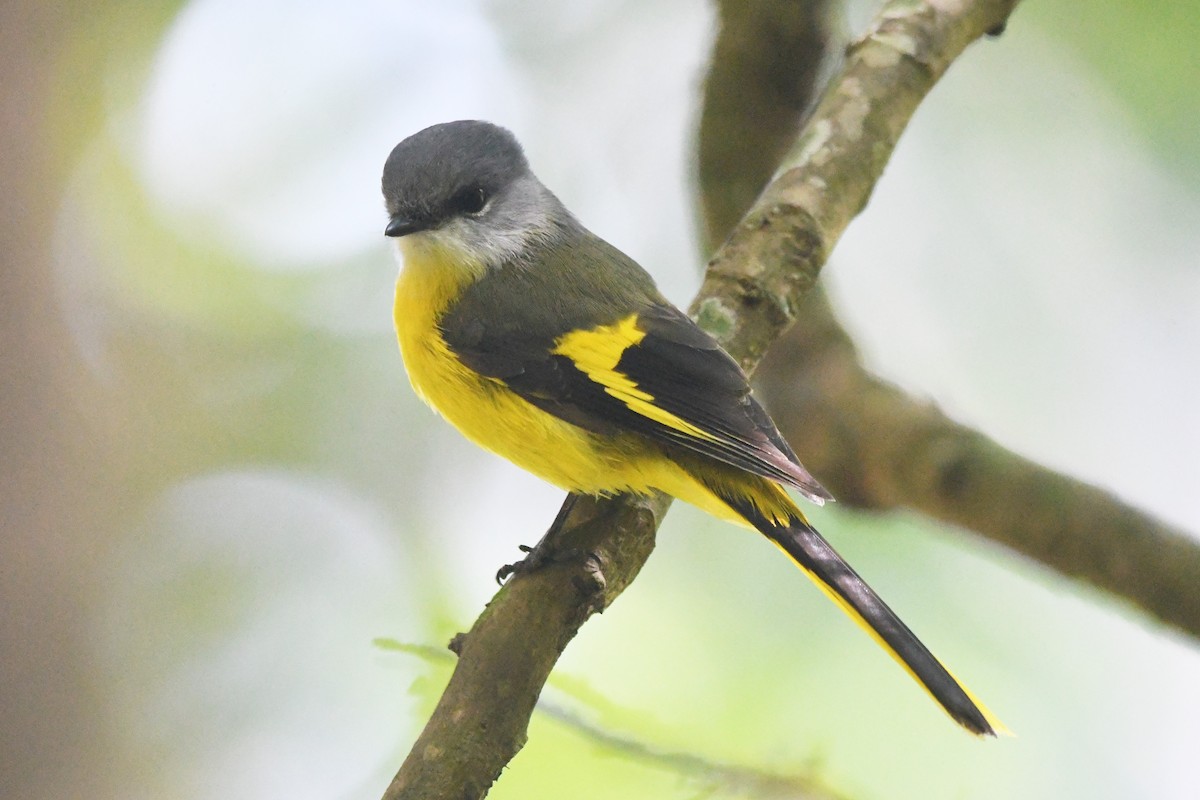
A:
718;485;1004;737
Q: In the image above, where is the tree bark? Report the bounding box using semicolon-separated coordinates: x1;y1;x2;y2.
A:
697;0;1200;639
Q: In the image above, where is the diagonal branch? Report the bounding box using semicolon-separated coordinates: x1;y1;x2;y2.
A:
535;702;850;800
698;0;1200;640
692;0;1020;364
382;494;669;799
380;640;849;800
382;0;1021;797
756;298;1200;637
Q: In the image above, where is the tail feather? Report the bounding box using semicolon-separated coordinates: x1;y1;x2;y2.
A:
718;486;1005;737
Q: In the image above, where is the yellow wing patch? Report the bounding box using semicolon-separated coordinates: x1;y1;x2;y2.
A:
553;314;719;443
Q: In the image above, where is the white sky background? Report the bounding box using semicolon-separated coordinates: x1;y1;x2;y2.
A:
109;0;1200;797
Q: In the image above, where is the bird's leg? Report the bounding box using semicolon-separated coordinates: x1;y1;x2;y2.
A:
495;493;583;583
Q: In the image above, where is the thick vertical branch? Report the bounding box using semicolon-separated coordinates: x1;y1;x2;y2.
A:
698;0;838;249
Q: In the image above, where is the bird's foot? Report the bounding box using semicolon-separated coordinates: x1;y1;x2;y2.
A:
495;493;586;583
496;540;575;583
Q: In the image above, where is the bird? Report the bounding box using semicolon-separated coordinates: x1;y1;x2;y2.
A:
382;119;1002;736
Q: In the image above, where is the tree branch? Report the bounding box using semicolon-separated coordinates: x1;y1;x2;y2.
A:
535;702;849;800
697;0;837;252
697;0;1200;640
756;298;1200;637
693;0;1019;363
379;640;849;800
383;0;1021;797
382;494;668;798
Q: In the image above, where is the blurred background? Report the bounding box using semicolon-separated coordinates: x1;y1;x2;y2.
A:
2;1;1198;798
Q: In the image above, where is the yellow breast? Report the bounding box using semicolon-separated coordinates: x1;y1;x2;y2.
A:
392;242;661;496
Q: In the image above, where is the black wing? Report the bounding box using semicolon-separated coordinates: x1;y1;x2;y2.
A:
443;301;831;504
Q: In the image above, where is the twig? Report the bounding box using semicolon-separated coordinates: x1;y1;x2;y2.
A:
536;702;847;800
378;639;848;800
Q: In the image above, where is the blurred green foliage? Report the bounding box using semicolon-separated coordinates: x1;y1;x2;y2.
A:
5;1;1198;799
1027;0;1200;177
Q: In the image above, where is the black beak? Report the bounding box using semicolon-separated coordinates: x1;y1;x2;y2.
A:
381;212;434;237
384;214;428;238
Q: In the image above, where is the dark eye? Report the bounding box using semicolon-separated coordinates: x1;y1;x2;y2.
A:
452;187;488;215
